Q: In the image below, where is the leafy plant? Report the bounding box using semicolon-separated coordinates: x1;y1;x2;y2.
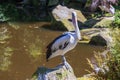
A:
113;11;120;27
0;3;19;21
110;28;120;59
0;1;51;21
87;50;111;80
106;29;120;79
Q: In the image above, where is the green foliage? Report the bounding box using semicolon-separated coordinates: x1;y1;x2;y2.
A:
110;28;120;59
0;2;51;22
0;3;19;21
107;57;120;80
64;0;70;5
113;11;120;27
87;28;120;80
87;51;110;80
100;33;120;79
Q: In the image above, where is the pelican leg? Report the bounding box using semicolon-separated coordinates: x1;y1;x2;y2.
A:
61;55;72;72
62;55;66;63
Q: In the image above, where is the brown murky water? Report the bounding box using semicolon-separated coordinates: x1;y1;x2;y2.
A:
0;22;104;80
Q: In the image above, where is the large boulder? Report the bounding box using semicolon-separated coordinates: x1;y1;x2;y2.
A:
89;28;112;46
52;5;87;31
79;28;112;47
89;34;107;46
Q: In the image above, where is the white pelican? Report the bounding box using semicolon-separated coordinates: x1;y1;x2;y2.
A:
46;11;81;66
99;4;115;15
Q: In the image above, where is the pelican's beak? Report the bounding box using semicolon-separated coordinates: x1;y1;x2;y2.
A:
72;12;76;26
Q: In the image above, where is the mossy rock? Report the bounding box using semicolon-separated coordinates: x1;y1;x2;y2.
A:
31;61;77;80
85;16;115;28
89;28;112;46
94;17;115;27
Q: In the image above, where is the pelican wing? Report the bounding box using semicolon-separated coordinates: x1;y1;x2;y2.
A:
46;33;71;60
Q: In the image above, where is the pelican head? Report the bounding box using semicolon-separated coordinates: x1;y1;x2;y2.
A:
71;11;81;40
109;5;115;15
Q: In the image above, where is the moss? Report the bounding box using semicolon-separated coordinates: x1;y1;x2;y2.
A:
56;70;67;80
77;77;95;80
56;73;63;79
94;18;114;28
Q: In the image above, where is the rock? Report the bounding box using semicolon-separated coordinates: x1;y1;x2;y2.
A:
89;34;107;46
81;28;101;39
80;28;103;43
80;28;112;47
52;5;87;31
32;61;77;80
85;16;115;28
89;28;112;46
94;16;115;27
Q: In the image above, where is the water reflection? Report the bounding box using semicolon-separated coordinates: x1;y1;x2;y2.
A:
0;22;104;80
0;25;13;71
0;46;13;71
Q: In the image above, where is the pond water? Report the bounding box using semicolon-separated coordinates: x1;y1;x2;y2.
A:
0;22;105;80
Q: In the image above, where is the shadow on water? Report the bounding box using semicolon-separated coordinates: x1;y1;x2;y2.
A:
0;22;105;80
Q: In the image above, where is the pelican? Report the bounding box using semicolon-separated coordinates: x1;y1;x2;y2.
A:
46;11;81;67
99;4;115;15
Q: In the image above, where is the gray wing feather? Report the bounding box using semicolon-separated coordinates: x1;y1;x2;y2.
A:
51;34;71;51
